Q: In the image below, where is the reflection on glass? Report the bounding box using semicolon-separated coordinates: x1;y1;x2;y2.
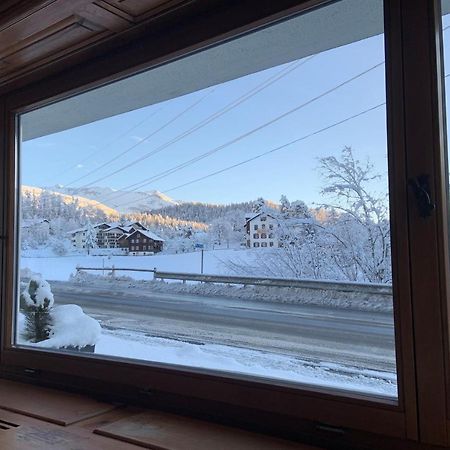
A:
17;0;397;398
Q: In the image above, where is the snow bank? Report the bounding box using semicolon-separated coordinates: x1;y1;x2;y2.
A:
70;271;392;313
96;330;397;398
35;304;101;349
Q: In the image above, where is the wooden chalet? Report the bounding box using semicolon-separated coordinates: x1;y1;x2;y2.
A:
119;229;164;254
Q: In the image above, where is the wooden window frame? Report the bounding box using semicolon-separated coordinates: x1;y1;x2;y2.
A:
0;0;449;447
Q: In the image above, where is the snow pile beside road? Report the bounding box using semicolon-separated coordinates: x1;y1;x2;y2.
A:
71;271;393;313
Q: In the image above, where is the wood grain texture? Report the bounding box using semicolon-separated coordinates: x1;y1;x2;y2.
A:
94;411;320;450
0;0;185;84
0;408;142;449
0;379;116;425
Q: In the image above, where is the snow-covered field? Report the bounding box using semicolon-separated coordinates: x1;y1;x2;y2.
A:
95;329;397;398
21;249;242;281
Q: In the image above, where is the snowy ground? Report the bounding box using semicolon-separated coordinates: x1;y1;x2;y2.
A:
20;248;240;281
19;249;397;397
94;329;397;398
21;249;393;312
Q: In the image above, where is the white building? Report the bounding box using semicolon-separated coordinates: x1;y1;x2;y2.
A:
69;220;151;251
245;213;279;248
69;222;109;250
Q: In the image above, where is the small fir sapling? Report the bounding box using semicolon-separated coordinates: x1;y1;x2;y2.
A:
20;276;54;343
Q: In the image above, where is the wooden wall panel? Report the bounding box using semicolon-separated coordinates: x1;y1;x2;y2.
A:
101;0;185;21
0;0;186;85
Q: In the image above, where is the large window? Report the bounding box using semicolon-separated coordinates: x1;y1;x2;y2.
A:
14;0;397;400
3;0;450;446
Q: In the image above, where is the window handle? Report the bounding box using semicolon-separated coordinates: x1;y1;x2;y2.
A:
408;174;435;218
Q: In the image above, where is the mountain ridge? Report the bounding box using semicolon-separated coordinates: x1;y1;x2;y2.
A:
45;185;178;214
22;185;120;218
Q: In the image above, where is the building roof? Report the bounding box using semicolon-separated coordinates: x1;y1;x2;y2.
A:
68;221;148;235
244;212;278;224
126;229;165;242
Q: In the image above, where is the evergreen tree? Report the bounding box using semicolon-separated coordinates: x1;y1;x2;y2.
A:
20;276;54;343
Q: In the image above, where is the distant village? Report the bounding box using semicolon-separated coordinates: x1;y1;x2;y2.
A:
21;211;292;256
68;212;284;255
70;220;164;255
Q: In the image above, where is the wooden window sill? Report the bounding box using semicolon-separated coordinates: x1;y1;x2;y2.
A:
0;378;321;449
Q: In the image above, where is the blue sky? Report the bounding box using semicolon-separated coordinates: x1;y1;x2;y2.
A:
21;29;390;207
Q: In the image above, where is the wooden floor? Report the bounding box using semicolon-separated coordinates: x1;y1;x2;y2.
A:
0;379;322;449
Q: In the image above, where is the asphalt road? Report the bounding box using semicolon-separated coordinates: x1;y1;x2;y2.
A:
51;281;396;372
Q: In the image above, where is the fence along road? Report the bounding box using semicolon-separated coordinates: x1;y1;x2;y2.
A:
75;266;392;297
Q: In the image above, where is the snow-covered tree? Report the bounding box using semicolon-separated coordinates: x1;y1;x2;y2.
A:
252;197;266;214
20;276;54;343
84;221;97;255
318;146;391;283
280;195;290;214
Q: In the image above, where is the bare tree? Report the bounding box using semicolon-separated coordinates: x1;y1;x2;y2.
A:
318;146;391;283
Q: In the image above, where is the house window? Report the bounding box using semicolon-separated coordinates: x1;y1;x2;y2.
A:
269;242;274;247
269;233;274;238
261;242;267;247
261;233;267;239
253;224;258;230
269;224;273;230
253;243;260;248
262;224;266;229
131;239;135;244
253;233;258;239
260;216;266;221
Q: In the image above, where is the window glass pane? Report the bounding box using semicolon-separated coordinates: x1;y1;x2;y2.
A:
17;0;397;398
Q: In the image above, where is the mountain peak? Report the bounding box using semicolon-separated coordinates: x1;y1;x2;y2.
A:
46;185;179;214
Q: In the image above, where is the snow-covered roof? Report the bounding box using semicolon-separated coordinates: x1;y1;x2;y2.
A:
105;221;120;229
245;212;278;224
103;226;128;233
102;221;147;232
126;229;165;242
68;220;148;235
122;220;146;229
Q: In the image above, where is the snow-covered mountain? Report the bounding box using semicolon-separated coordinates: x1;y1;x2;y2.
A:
22;185;119;217
46;185;179;214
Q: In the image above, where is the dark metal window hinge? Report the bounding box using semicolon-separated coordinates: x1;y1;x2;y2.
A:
408;174;436;218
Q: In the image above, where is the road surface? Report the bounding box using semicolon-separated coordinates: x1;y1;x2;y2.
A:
50;280;396;373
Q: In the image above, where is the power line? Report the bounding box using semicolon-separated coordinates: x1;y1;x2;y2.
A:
24;70;450;213
78;56;316;191
162;103;385;194
64;89;215;187
57;106;162;178
105;61;385;206
159;72;450;196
